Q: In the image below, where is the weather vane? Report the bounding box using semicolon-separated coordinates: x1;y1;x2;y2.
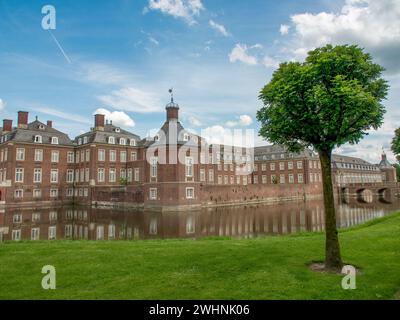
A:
169;88;174;103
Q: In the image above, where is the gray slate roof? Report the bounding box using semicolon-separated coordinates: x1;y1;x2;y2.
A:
75;124;140;146
1;120;73;146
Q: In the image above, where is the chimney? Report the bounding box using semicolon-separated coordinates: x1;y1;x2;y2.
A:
18;111;28;129
2;119;12;132
47;120;53;128
94;114;105;131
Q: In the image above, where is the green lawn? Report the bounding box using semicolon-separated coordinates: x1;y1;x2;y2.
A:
0;212;399;300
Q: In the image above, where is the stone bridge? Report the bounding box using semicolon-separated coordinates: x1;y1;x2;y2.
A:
337;182;400;204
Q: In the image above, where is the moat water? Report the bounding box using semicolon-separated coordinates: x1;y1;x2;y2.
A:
1;197;399;241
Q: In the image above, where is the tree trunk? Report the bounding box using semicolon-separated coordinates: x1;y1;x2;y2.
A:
318;148;343;271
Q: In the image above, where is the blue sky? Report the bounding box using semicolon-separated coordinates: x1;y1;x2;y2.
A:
0;0;399;163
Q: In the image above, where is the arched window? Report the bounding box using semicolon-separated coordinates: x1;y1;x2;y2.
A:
34;135;42;143
108;136;115;144
130;139;136;146
51;137;59;144
119;138;126;145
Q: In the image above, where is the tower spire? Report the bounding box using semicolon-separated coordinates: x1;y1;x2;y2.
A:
169;88;174;103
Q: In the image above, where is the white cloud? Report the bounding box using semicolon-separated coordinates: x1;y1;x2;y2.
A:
0;98;6;111
149;37;159;45
188;116;202;126
201;125;255;147
225;114;253;127
93;108;135;127
97;87;163;113
280;24;290;35
287;0;400;72
209;20;230;37
147;0;204;25
229;44;258;65
29;105;91;125
262;55;280;69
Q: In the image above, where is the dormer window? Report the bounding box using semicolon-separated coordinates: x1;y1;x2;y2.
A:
78;138;82;145
154;135;159;142
38;124;45;130
108;136;115;144
183;133;189;141
51;137;59;145
83;136;88;144
130;139;136;146
34;135;42;143
119;138;126;145
115;128;121;133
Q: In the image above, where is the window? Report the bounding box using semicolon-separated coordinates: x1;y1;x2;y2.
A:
13;213;22;223
149;188;157;200
186;187;194;199
83;136;88;144
66;188;73;197
34;135;42;143
51;137;59;144
218;175;222;185
98;149;105;161
280;174;285;184
109;150;116;162
48;226;57;240
120;168;126;179
262;175;267;184
98;168;105;182
96;226;104;240
75;169;79;182
66;169;73;183
76;152;80;163
12;229;21;241
50;189;58;198
33;168;42;183
185;157;193;177
261;163;267;171
85;149;90;162
150;157;158;178
81;150;85;162
119;138;126;145
288;174;294;183
200;169;205;182
130;139;136;146
35;149;43;162
279;162;285;170
134;168;140;182
120;151;127;163
31;228;40;241
50;169;58;183
270;163;275;170
183;133;189;141
271;175;276;184
131;152;137;161
49;211;57;220
33;189;42;198
16;148;25;161
224;175;228;184
51;151;59;163
288;162;293;170
15;168;24;183
108;225;116;240
254;175;258;184
108;136;115;144
208;169;214;182
109;168;116;182
32;213;40;222
85;168;90;182
297;161;303;169
298;174;304;183
14;189;23;198
154;135;159;142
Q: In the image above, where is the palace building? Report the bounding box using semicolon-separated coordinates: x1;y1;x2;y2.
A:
0;97;397;211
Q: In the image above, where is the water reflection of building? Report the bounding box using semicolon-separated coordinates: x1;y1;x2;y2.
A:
1;199;399;242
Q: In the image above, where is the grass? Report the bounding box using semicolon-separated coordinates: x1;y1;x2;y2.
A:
0;212;399;300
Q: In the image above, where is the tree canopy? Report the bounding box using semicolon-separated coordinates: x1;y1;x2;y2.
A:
257;44;389;153
391;128;400;162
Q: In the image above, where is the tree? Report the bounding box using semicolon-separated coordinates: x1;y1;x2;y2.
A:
257;44;389;271
391;128;400;162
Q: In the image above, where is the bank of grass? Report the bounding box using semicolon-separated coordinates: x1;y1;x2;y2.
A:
0;212;399;300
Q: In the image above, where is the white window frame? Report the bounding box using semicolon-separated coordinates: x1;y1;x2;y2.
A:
35;149;43;162
149;188;157;200
16;148;25;161
186;187;194;199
